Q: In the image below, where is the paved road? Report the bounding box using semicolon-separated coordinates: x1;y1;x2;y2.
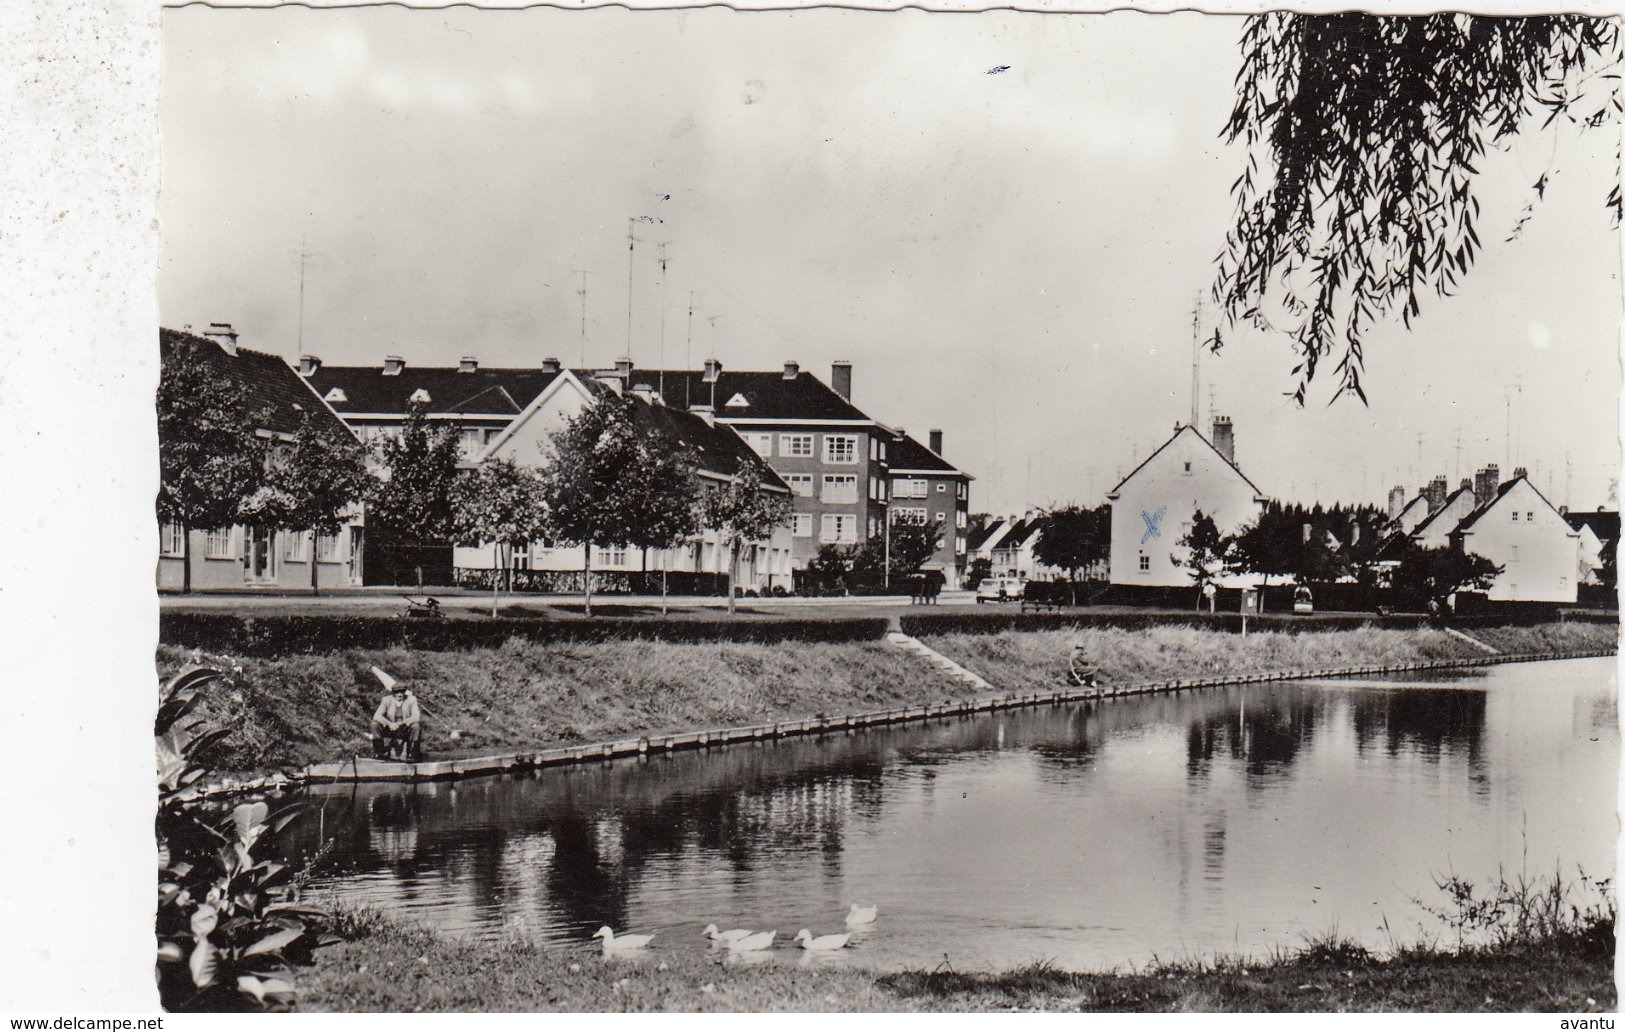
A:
159;588;987;617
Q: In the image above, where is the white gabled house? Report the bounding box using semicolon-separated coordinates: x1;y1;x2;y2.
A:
1449;469;1581;603
464;367;796;591
1106;417;1268;590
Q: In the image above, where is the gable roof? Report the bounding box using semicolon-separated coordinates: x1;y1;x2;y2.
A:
159;328;355;440
307;364;566;417
993;518;1041;550
618;388;790;490
967;518;1010;553
1408;486;1475;539
1452;475;1575;535
1106;424;1265;499
1565;510;1620;543
888;432;972;478
625;368;873;422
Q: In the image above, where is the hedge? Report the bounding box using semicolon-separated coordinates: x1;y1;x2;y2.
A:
898;609;1433;637
160;611;893;656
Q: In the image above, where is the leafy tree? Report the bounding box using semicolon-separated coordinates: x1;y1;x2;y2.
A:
367;404;462;588
965;556;993;590
851;519;943;589
451;457;550;616
1389;542;1503;609
617;429;700;616
1033;504;1111;602
253;412;370;596
1174;509;1228;610
697;461;791;614
156;333;269;593
539;395;649;617
1213;14;1620;403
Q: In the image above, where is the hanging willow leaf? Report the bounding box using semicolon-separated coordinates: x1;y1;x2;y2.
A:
1211;14;1621;404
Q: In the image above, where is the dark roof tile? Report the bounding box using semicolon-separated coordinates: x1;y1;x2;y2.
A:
308;365;565;416
160;328;352;439
626;369;872;422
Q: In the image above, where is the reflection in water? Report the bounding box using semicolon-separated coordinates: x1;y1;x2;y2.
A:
281;658;1617;971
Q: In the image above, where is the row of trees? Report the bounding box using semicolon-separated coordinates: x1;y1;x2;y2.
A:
158;342;788;611
1175;501;1501;611
802;521;946;593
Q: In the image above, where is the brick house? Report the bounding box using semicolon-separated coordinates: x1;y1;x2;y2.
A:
886;428;973;585
157;324;365;591
626;360;893;569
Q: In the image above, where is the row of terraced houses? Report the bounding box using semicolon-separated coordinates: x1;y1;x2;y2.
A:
156;324;974;593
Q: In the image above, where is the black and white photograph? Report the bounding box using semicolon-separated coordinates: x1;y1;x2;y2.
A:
5;0;1623;1019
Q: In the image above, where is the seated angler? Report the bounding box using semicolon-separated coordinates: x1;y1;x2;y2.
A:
369;666;422;761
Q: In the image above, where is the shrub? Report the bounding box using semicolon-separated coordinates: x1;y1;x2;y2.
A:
156;668;333;1010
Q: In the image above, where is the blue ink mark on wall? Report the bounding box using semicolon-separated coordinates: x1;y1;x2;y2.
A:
986;65;1011;75
1140;506;1167;544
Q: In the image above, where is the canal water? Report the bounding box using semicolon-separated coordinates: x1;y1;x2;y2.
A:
283;657;1617;971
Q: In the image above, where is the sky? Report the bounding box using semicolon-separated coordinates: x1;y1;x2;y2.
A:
160;7;1623;514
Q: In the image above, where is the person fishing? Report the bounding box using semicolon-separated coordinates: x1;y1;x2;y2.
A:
369;666;422;761
1068;642;1100;688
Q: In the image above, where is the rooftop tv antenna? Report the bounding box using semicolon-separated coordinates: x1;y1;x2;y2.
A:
657;243;669;398
1189;293;1202;429
575;270;589;366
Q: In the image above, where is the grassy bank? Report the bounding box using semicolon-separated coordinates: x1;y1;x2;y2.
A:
919;622;1616;693
156;638;978;771
159;621;1616;771
299;879;1615;1013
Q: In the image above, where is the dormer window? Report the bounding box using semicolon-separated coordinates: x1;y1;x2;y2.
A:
324;387;348;403
409;388;431;404
725;393;750;408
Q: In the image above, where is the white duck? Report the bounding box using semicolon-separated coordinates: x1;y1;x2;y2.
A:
845;904;878;926
727;929;777;952
592;925;654;952
793;929;851;951
702;924;753;943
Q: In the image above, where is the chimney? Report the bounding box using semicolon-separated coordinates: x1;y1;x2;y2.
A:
1302;522;1313;543
298;355;322;377
831;360;853;400
383;355;405;376
689;403;715;426
1473;466;1498;509
1513;466;1528;481
541;356;561;375
1387;485;1407;521
1460;478;1472;494
929;429;943;456
615;356;633;378
783;360;800;380
1425;475;1448;512
703;358;722;383
629;384;655;404
1560;504;1570;515
1211;415;1234;464
203;322;239;357
458;356;478;373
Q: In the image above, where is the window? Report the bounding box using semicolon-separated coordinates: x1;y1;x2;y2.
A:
1512;512;1519;522
283;531;309;562
316;533;339;562
744;433;773;457
511;541;530;569
955;535;966;555
895;479;927;499
781;434;814;457
824;435;858;464
958;482;968;500
1138;554;1150;573
935;511;947;524
869;516;879;538
601;547;628;567
1527;512;1535;522
822;514;859;543
956;510;967;529
160;522;185;557
205;528;234;559
894;507;928;525
793;513;813;538
937;483;947;493
784;474;814;497
822;474;858;503
459;428;486;459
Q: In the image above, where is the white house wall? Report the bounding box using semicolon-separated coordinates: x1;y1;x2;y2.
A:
1109;429;1265;588
1456;481;1580;603
1413;492;1478;549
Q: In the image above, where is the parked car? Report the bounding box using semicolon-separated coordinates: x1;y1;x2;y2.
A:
1293;585;1314;615
977;577;1026;603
